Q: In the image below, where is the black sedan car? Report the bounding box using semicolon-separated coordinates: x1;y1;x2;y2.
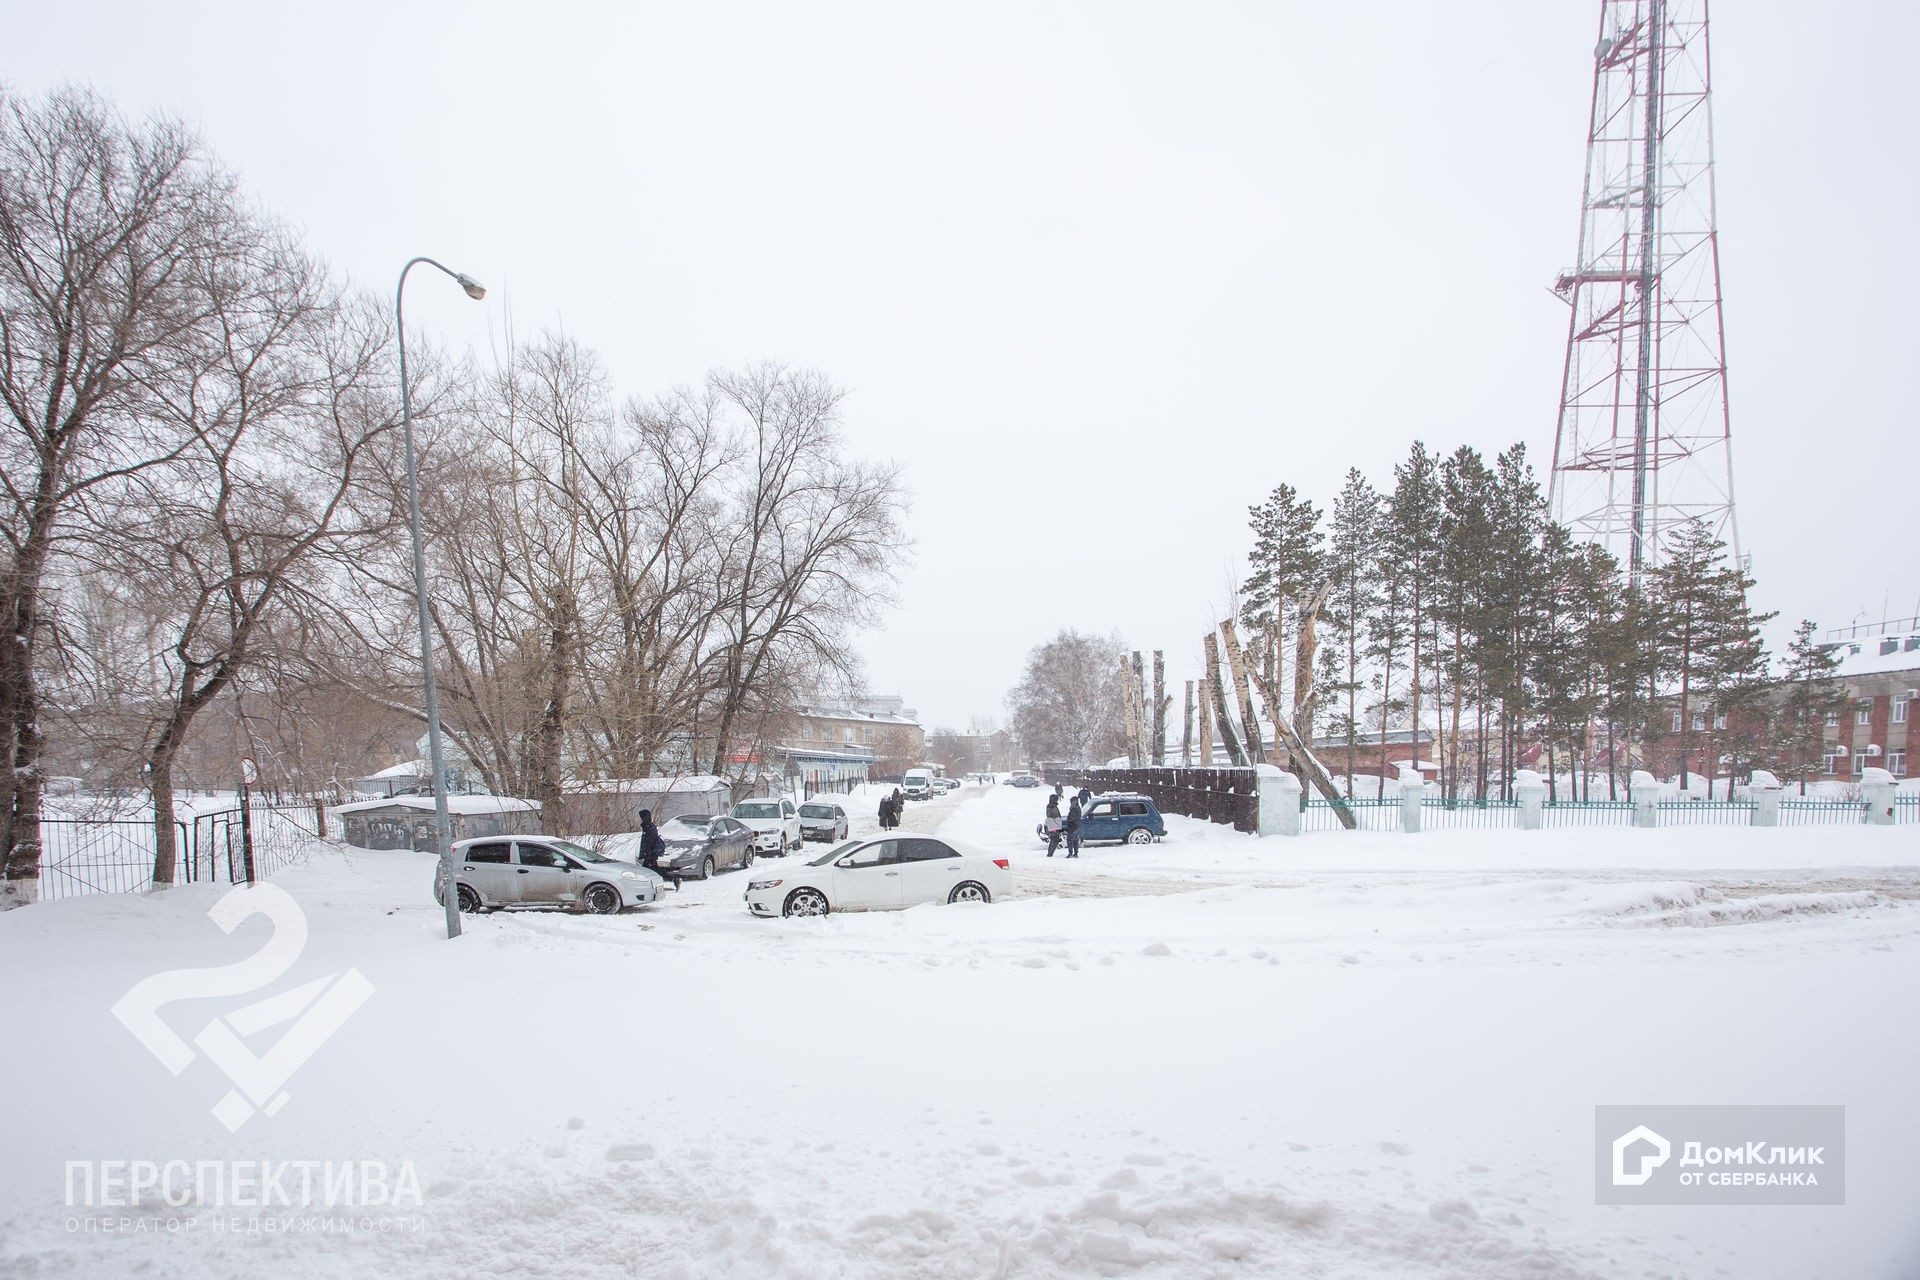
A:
655;814;755;881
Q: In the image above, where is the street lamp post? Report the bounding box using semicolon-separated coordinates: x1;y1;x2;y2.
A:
395;256;485;940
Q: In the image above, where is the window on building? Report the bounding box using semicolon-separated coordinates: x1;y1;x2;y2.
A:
863;727;875;743
1888;750;1907;777
1853;752;1869;776
843;728;854;742
1671;710;1683;732
1905;636;1919;652
1856;703;1873;726
1825;710;1840;728
1880;638;1899;656
1822;750;1844;776
1713;712;1727;730
1894;698;1910;725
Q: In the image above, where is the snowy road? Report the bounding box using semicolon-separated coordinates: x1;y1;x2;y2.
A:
1;781;1915;1279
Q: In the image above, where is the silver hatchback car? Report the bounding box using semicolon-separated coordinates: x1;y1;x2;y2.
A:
443;836;666;914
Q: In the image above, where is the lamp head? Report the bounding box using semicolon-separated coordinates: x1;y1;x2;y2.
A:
455;273;486;301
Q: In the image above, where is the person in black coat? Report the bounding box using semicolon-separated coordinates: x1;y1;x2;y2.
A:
638;809;666;872
877;793;894;830
1043;793;1064;857
1064;796;1083;858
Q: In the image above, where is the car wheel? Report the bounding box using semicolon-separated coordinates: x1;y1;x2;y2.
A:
700;856;715;881
743;847;755;869
455;884;484;913
948;881;991;905
783;887;829;917
583;882;621;914
1126;827;1153;845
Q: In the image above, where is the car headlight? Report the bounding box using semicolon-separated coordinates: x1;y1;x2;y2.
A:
747;879;783;891
620;871;641;881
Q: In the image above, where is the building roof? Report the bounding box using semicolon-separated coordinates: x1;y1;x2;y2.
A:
1822;630;1920;680
565;775;732;795
1310;729;1435;750
334;795;541;816
361;760;427;781
798;696;921;728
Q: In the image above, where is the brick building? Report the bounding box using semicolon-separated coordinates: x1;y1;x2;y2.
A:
1817;622;1917;781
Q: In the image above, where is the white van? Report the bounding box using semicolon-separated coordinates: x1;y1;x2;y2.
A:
901;768;934;801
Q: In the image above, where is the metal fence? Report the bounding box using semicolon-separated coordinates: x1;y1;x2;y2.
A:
1422;799;1521;831
35;800;324;901
1657;799;1757;827
1778;800;1868;827
1896;796;1920;825
1542;800;1637;828
1304;797;1400;832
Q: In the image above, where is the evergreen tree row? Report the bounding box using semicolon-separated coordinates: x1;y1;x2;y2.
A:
1238;441;1826;802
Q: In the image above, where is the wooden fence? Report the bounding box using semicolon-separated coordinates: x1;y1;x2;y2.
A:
1078;767;1259;834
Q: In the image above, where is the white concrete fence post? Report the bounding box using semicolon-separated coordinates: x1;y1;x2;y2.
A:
1630;769;1660;829
1398;766;1424;834
1512;768;1546;830
1861;766;1897;826
1746;769;1782;828
1258;765;1302;837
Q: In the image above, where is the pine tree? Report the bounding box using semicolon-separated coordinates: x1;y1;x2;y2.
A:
1385;442;1441;782
1324;469;1380;795
1482;445;1546;799
1438;447;1495;801
1241;484;1326;718
1776;619;1846;794
1646;519;1771;792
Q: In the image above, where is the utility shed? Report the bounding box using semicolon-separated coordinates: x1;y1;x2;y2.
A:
334;795;542;852
565;776;736;835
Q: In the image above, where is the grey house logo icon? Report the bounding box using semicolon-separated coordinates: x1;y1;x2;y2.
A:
1611;1124;1671;1186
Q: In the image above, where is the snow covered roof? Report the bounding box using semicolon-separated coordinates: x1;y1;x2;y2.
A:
1822;631;1920;679
361;760;427;781
797;700;922;728
333;795;541;816
566;775;731;795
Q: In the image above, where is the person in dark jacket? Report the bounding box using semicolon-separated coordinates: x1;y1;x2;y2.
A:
638;809;667;873
878;793;894;830
1076;786;1092;810
1043;793;1064;857
1064;796;1083;858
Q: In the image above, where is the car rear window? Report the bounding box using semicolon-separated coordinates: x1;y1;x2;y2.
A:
463;843;510;864
897;838;958;862
1118;802;1149;816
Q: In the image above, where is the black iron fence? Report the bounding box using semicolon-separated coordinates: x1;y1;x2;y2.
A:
36;800;325;901
1080;767;1259;834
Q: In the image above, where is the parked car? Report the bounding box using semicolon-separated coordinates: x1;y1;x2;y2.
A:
441;835;667;914
1036;793;1166;846
743;835;1012;918
932;776;960;794
797;800;850;843
1007;771;1039;788
657;814;756;880
731;798;803;855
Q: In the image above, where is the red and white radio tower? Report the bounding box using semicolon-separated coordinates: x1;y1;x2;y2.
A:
1548;0;1740;583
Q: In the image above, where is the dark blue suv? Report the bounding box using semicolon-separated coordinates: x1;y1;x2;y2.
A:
1035;793;1166;847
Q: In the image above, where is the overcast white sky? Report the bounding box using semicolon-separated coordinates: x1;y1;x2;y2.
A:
9;1;1915;731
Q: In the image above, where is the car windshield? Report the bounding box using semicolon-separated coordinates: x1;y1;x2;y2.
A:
734;803;779;819
809;840;864;867
799;805;836;818
549;838;613;864
669;815;711;832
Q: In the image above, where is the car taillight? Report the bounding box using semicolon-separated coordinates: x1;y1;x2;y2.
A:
992;859;1009;869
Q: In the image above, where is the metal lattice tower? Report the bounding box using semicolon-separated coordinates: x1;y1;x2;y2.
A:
1548;0;1740;583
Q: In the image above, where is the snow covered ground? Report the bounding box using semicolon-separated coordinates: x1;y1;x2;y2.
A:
2;782;1915;1278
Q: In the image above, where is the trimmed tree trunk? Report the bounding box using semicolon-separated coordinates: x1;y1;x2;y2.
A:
1218;619;1265;763
1151;651;1167;766
1197;678;1214;767
1181;679;1194;766
1202;635;1246;766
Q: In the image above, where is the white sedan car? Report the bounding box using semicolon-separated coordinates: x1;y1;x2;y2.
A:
744;835;1011;917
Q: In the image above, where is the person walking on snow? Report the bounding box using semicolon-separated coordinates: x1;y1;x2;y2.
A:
1064;796;1083;858
638;809;666;873
1043;793;1064;857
